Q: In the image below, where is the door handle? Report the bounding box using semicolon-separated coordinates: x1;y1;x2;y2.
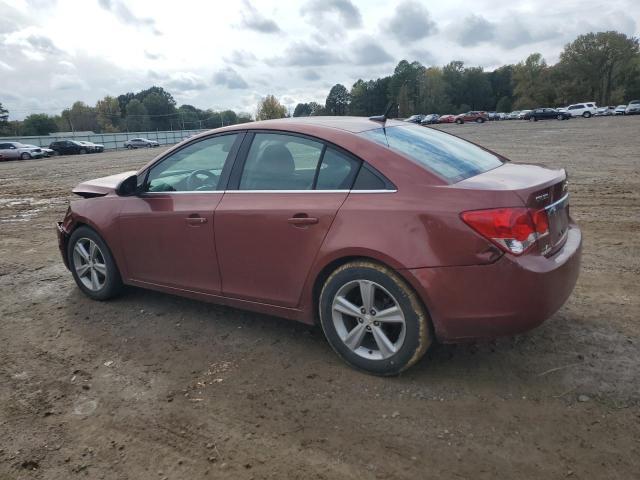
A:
186;214;208;225
288;214;319;226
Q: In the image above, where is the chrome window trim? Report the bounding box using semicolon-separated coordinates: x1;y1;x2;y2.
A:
544;193;569;211
140;189;397;195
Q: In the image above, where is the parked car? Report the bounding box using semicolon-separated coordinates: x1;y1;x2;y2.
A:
614;105;627;115
124;137;159;149
566;102;597;118
625;100;640;115
438;114;456;123
487;112;500;121
454;111;487;124
56;117;581;375
0;141;44;160
508;111;521;119
405;114;425;124
420;114;440;125
49;140;91;155
517;110;532;119
77;141;105;153
23;143;55;157
524;108;571;121
595;106;615;116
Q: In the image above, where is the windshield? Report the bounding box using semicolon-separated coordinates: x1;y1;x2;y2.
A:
360;125;503;183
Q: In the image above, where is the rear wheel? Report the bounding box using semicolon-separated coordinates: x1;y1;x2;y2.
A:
68;226;122;301
319;261;432;376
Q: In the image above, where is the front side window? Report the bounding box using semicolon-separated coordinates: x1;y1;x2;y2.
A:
239;133;323;190
360;125;503;183
146;134;238;192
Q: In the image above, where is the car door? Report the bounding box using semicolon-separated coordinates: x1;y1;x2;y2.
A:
117;132;243;294
215;132;361;308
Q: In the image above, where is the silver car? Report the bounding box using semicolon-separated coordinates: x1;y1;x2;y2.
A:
0;142;44;160
625;100;640;115
124;137;159;149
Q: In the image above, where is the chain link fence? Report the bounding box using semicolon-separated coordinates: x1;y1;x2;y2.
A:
0;129;208;151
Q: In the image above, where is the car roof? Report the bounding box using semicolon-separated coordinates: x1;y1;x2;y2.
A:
219;116;404;135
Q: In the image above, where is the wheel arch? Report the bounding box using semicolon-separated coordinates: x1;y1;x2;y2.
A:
307;253;435;333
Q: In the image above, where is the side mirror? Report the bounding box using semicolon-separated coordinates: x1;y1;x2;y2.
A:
116;174;139;196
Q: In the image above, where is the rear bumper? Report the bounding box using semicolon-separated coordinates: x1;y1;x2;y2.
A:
406;224;582;343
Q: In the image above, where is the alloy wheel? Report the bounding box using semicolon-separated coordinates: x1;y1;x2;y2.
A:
331;280;406;360
72;238;107;291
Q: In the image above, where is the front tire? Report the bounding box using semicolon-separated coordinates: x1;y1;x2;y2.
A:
68;226;122;301
583;111;591;118
319;261;432;376
21;152;31;160
455;119;463;124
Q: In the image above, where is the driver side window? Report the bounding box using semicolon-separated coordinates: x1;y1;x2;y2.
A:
146;134;238;192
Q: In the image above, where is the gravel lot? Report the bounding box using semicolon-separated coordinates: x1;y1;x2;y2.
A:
1;117;639;479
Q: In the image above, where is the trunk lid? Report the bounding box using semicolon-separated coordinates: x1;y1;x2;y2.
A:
72;171;136;198
456;163;570;255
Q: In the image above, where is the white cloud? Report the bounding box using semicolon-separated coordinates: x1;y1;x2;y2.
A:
0;0;638;119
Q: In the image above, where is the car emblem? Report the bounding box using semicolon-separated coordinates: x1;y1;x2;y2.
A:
535;192;549;203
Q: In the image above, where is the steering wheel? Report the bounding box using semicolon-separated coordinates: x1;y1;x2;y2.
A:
186;169;218;191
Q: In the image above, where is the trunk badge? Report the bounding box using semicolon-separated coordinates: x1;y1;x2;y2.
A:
535;192;550;203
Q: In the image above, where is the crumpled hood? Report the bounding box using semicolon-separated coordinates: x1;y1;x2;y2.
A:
72;171;136;197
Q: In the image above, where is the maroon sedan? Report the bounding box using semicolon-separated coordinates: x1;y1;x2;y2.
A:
56;117;581;375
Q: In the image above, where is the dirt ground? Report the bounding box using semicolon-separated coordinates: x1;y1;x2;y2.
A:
1;117;639;480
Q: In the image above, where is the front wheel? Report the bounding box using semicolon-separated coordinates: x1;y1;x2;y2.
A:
455;119;463;124
21;152;31;160
68;226;122;301
583;112;591;118
319;261;432;376
79;148;87;154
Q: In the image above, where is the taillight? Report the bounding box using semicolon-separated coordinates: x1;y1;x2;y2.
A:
461;207;549;255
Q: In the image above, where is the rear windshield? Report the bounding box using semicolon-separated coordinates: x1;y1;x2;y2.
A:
360;125;503;183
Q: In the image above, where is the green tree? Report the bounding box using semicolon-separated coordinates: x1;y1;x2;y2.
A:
293;103;312;117
256;95;287;120
325;84;351;115
461;67;493;110
125;99;150;131
442;61;466;109
143;92;176;130
489;65;514;109
389;60;425;115
558;31;640;105
68;101;99;132
0;102;9;135
350;78;391;116
512;53;554;109
95;96;121;132
22;114;58;135
308;102;326;116
418;68;453;114
495;96;513;112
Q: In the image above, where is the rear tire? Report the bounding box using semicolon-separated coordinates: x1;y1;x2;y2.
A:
319;260;432;376
67;226;123;301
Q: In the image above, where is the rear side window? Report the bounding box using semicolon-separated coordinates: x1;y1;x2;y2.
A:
315;148;360;190
353;165;388;190
240;133;323;190
360;125;503;183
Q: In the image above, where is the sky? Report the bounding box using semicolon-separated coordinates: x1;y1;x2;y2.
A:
1;0;639;119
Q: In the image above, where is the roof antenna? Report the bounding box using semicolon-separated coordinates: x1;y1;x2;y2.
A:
369;102;395;123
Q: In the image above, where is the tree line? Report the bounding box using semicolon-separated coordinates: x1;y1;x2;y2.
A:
0;86;252;137
289;31;640;119
1;31;639;136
